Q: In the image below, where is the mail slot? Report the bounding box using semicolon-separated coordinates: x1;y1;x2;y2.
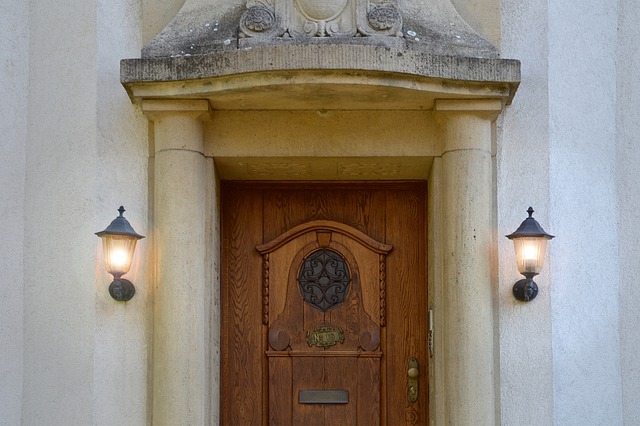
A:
298;390;349;404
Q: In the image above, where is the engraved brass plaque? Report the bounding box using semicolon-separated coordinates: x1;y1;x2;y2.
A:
306;326;345;348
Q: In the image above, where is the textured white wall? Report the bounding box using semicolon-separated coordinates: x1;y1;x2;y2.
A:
548;0;623;423
20;0;149;424
94;0;150;424
616;0;640;423
22;0;99;422
499;0;633;424
497;0;554;423
0;0;27;424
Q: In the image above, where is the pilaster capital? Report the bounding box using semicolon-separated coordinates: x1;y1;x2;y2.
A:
143;99;210;153
434;99;502;153
142;99;211;122
434;99;503;121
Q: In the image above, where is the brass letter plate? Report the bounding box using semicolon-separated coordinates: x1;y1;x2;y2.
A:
306;326;344;348
299;390;349;404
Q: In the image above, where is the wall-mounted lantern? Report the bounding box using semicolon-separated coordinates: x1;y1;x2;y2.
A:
96;206;145;302
506;207;554;302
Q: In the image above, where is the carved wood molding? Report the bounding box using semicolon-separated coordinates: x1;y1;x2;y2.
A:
258;220;392;342
380;253;386;327
262;253;269;324
256;220;393;254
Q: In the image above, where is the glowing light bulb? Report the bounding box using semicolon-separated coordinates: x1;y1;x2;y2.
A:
110;249;128;268
523;244;537;260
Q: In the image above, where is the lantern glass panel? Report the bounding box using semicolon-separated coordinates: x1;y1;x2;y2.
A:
512;237;548;275
102;234;138;276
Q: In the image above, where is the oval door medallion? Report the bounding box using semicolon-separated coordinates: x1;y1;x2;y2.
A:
298;248;351;311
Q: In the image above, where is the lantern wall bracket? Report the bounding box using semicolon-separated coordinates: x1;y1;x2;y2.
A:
512;273;538;302
109;277;136;302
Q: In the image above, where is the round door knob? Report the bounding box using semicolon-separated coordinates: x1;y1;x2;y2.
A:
408;367;419;378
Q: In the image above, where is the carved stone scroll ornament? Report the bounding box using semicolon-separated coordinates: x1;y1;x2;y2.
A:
239;0;403;45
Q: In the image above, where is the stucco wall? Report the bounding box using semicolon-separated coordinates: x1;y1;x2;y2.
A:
617;0;640;423
22;1;98;422
0;0;27;424
94;0;151;424
497;0;554;422
548;0;623;423
18;0;150;424
499;0;634;424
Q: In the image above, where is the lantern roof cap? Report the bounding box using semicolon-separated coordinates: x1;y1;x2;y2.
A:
506;207;554;240
96;206;145;239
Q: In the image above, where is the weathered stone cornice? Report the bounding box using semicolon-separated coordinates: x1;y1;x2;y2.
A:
121;44;520;108
123;44;519;83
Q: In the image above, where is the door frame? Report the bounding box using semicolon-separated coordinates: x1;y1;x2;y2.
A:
132;60;508;424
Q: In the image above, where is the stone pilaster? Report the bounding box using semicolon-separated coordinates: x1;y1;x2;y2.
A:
434;99;501;425
143;99;210;426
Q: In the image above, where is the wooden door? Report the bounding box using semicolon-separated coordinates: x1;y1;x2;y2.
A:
221;182;428;425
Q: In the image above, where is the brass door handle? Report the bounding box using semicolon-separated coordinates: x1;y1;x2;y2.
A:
407;357;419;403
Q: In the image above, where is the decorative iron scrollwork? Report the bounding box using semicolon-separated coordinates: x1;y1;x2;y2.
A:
298;249;351;311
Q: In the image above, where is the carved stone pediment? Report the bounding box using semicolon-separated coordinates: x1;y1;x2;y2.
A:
239;0;403;47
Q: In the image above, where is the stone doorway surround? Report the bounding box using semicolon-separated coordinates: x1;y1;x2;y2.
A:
122;42;519;424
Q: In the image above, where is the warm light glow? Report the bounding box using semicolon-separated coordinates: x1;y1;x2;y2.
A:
513;237;548;275
522;244;538;260
102;235;138;276
109;249;128;269
521;241;539;272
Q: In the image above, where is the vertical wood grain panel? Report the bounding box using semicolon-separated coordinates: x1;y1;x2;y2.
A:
292;357;324;426
269;357;292;425
384;184;428;425
305;187;345;223
343;189;386;243
358;357;381;425
221;184;264;425
263;189;306;242
324;358;357;424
